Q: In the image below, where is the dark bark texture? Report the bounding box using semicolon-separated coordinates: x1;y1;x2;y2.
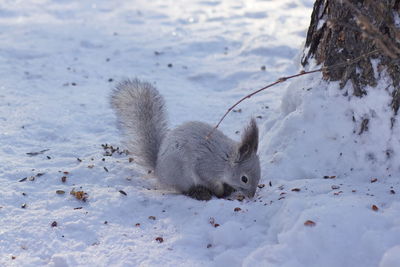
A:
302;0;400;113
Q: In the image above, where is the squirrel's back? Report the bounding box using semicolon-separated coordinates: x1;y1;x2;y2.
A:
110;79;168;169
155;121;236;192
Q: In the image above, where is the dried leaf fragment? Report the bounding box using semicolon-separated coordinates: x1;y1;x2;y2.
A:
56;190;65;195
304;220;316;227
209;217;220;227
155;237;164;243
371;205;379;211
70;189;88;202
234;207;241;212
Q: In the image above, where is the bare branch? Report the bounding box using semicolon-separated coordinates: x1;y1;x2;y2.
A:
206;49;380;139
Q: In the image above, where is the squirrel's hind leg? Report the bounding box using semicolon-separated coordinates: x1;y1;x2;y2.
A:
184;183;236;200
220;183;236;198
209;181;236;198
186;185;213;201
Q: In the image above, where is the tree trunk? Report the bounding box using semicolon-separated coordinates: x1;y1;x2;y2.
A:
301;0;400;115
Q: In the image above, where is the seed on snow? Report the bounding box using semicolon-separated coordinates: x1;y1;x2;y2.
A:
304;220;316;227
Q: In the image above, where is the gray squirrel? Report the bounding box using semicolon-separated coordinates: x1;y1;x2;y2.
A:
110;79;261;200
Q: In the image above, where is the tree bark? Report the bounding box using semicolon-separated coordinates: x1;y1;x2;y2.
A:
301;0;400;114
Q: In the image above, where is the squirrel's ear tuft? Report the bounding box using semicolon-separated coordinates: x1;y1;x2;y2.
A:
237;118;258;161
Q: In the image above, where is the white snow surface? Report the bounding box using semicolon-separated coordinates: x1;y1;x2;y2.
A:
1;0;400;266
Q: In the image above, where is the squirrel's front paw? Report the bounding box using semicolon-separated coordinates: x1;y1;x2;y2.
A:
186;185;213;201
221;183;236;198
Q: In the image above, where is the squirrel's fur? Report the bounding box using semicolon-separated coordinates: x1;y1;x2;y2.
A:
111;79;167;169
111;79;260;200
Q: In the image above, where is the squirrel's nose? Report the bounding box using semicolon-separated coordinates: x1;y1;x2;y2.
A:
247;188;256;198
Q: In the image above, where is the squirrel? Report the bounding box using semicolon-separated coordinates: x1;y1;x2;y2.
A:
110;79;261;200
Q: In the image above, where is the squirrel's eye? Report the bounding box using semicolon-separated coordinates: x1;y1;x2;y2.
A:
241;175;248;183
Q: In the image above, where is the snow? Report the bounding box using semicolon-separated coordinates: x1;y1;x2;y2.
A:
263;68;400;180
1;0;400;266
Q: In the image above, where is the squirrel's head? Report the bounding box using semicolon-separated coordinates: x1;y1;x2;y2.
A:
228;118;260;198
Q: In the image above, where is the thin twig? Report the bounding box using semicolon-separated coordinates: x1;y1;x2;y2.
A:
206;49;380;139
207;69;322;139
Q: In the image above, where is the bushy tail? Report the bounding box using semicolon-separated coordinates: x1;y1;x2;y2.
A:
110;79;168;170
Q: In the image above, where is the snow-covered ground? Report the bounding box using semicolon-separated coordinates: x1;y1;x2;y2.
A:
1;0;400;266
